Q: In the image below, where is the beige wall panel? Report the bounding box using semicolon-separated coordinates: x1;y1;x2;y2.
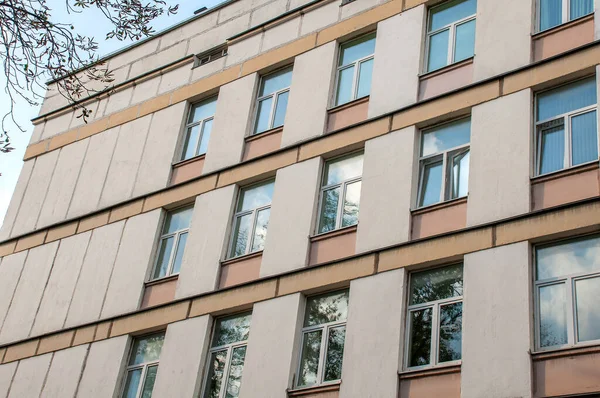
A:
159;12;219;50
0;251;27;335
356;127;414;253
107;39;159;71
152;316;211;398
76;335;129;398
65;221;125;328
41;112;73;140
103;87;134;115
157;66;192;95
40;344;89;398
176;185;236;299
596;4;600;39
250;0;288;27
101;210;162;318
262;18;301;52
99;115;152;208
225;34;263;67
218;0;251;24
31;232;91;336
462;242;532;398
0;362;17;398
67;127;119;219
187;14;251;57
11;150;59;238
131;77;161;104
0;242;58;345
282;41;336;147
340;0;379;19
29;121;45;144
300;1;340;36
467;89;531;226
239;293;303;397
204;74;257;174
132;102;187;197
368;6;422;118
0;160;34;241
473;0;532;81
261;158;320;277
129;42;187;80
7;354;52;398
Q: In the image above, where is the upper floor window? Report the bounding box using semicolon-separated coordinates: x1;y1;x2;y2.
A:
202;312;252;398
417;118;470;208
121;332;165;398
181;97;217;161
535;235;600;350
406;264;463;369
426;0;476;73
539;0;594;32
253;67;293;135
334;33;376;106
297;290;349;388
151;206;193;280
535;77;598;176
317;152;363;234
228;180;274;259
195;45;228;67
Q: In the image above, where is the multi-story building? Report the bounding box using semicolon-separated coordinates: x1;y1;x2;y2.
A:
0;0;599;396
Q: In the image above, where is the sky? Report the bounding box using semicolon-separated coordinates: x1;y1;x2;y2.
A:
0;0;223;227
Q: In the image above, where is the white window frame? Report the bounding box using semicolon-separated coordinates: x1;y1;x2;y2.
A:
252;66;292;135
333;33;375;106
181;97;217;160
150;206;192;280
536;0;594;32
120;333;163;398
404;266;463;371
424;1;476;73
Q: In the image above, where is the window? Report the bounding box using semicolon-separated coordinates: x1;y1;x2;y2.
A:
317;152;363;234
538;0;594;31
181;97;217;161
253;67;293;135
202;312;251;398
417;118;470;208
406;264;463;369
195;46;228;67
535;235;600;350
334;33;376;106
121;333;165;398
425;0;476;73
535;77;598;176
296;290;349;388
228;180;274;259
151;206;193;280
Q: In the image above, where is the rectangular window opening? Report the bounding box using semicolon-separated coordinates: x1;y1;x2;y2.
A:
334;33;376;107
151;206;194;280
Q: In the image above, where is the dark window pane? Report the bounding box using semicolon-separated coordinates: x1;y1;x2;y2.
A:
540;0;562;30
203;350;227;398
335;66;354;106
304;290;349;327
140;365;158;398
153;237;174;279
230;214;251;258
570;0;593;21
536;235;600;280
318;188;340;234
323;326;346;382
129;334;165;366
213;313;252;347
539;124;565;175
571;110;598;166
198;119;213;156
171;232;188;275
409;308;432;367
419;160;443;207
225;346;247;398
537;78;597;121
297;330;322;387
254;97;273;134
410;264;463;305
539;283;568;348
439;302;462;362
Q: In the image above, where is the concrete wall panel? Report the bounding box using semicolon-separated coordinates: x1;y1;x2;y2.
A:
261;158;320;277
262;18;301;52
76;336;129;398
0;252;27;335
7;354;52;398
40;344;89;398
104;87;134;116
300;1;339;36
0;160;34;241
0;362;17;398
41;112;73;140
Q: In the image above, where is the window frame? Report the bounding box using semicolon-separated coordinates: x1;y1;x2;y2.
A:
424;0;476;73
150;205;193;281
251;66;293;135
120;332;164;398
332;32;376;107
536;0;595;33
181;96;217;161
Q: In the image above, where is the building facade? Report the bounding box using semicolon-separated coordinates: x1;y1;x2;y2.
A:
0;0;600;396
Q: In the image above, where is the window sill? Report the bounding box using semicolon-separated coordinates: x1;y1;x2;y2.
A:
288;381;341;396
327;95;369;114
172;153;206;168
531;161;599;183
310;224;357;242
399;363;461;379
412;196;468;215
246;126;284;142
532;343;600;360
221;250;263;266
532;13;594;39
419;57;474;80
145;273;179;287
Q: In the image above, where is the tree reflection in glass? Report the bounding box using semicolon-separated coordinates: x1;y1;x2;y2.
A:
298;330;322;387
324;326;346;382
204;350;227;398
225;346;247;398
304;291;349;327
408;308;432;367
439;302;462;362
410;264;463;305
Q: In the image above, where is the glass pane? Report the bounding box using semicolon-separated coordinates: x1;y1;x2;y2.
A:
356;58;373;99
238;180;275;212
408;308;432;367
225;346;247;398
318;188;340;234
181;125;201;160
304;290;349;327
539;125;565;175
153;237;174;279
339;33;376;66
575;277;600;342
273;91;289;128
251;208;270;252
259;67;293;96
171;232;188;275
213;313;252;347
297;330;323;387
335;66;355;106
230;214;252;258
570;0;593;21
450;150;469;199
539;283;568;347
454;19;475;63
410;264;463;305
197;119;213;156
571;110;598;166
129;333;165;366
122;368;142;398
323;326;346;382
203;350;227;398
140;365;158;398
439;302;462;362
537;78;597;121
324;153;364;185
421;119;471;157
427;29;449;72
419;160;443;207
537;235;600;280
342;181;361;228
163;206;193;234
540;0;562;30
429;0;477;31
254;97;273;134
188;97;217;124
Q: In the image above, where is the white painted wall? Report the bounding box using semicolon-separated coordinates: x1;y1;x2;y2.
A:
0;160;34;241
7;353;52;398
0;361;17;398
40;344;89;398
0;251;27;336
76;336;129;398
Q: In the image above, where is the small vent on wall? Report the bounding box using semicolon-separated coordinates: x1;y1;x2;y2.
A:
194;45;228;68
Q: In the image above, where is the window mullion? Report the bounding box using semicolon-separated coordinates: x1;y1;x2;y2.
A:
218;347;232;398
317;326;328;384
165;231;180;276
440;152;448;202
336;181;347;229
135;365;148;398
268;92;278;130
194;119;206;157
566;277;576;345
247;209;259;255
564;115;570;168
431;304;440;366
563;0;569;23
447;24;455;66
